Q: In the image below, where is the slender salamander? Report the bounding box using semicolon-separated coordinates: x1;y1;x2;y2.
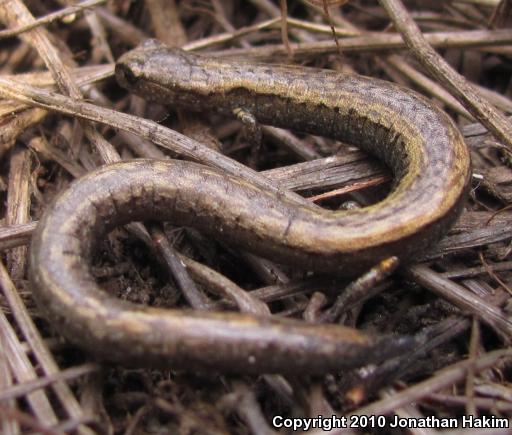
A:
29;40;471;373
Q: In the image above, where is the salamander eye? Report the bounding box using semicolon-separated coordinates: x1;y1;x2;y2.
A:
115;62;142;87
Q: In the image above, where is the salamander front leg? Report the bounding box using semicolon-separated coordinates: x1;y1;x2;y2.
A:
233;107;263;168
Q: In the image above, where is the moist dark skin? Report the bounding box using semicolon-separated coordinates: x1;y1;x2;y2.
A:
29;40;471;374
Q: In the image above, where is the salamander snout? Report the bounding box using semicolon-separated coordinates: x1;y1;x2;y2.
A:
115;61;143;88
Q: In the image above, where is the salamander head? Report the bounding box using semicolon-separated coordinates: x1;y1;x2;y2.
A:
116;39;213;106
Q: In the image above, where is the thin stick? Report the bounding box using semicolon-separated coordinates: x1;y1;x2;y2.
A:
378;0;512;149
0;0;107;40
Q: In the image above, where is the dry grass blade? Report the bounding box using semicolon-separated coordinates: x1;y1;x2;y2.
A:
0;0;107;40
379;0;512;149
304;0;349;5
